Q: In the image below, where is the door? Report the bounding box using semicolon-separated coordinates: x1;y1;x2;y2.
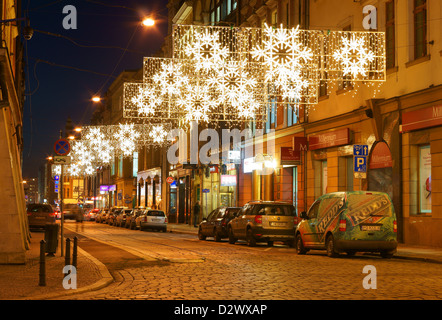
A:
302;200;321;247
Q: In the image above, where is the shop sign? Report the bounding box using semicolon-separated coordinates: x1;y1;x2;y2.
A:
202;189;210;193
309;128;350;150
243;157;261;173
280;147;301;165
221;175;237;187
100;185;109;192
369;141;393;169
108;185;116;192
228;150;241;163
401;105;442;133
293;137;308;152
209;165;219;173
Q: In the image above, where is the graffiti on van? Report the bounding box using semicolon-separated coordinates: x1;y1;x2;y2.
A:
347;195;391;226
316;197;344;234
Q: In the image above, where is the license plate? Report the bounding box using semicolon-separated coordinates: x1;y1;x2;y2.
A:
271;222;287;227
361;225;381;231
152;218;162;222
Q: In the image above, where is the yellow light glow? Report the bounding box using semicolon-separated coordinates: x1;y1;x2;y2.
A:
68;135;75;140
74;127;82;132
92;96;101;102
142;18;155;27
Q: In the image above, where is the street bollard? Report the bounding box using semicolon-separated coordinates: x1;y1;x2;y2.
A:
65;238;71;269
39;240;46;286
72;237;78;269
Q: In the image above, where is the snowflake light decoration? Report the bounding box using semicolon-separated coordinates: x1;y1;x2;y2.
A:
115;124;141;157
333;33;375;78
149;124;169;144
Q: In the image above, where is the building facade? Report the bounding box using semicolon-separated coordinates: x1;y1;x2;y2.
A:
0;0;29;264
158;0;442;248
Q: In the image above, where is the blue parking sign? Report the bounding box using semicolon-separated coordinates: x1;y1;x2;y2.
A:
354;156;367;172
353;144;369;156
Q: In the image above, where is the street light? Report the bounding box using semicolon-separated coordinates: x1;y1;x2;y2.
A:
142;18;155;27
92;96;101;103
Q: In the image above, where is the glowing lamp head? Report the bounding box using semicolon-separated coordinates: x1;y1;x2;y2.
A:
92;96;101;103
142;18;155;27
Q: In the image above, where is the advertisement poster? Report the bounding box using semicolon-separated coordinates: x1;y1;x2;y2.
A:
419;145;432;213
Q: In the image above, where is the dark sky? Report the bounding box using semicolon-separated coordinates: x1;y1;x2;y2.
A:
21;0;169;178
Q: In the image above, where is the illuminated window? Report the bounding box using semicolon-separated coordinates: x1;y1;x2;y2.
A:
413;0;427;59
386;1;395;69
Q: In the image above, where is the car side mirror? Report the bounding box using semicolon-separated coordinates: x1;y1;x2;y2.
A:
300;211;308;220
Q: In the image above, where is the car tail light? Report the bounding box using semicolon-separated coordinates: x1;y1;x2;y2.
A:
294;216;298;225
339;219;347;232
254;215;262;224
393;220;397;233
164;217;168;223
49;212;56;217
27;212;31;216
143;217;147;222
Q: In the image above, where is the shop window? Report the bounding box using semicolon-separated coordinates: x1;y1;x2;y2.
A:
314;159;327;198
418;145;431;213
322;160;328;195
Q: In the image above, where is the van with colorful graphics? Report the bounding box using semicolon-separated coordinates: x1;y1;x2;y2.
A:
295;191;397;258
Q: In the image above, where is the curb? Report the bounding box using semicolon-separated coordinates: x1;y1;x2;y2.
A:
21;246;114;300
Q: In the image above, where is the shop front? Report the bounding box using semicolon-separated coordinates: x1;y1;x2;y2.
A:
400;103;442;247
137;168;162;210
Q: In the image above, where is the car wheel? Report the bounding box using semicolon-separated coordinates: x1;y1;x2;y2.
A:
214;229;221;242
346;251;356;256
228;227;236;244
380;251;394;259
267;241;274;247
198;227;206;240
296;234;308;255
246;228;256;247
326;235;339;258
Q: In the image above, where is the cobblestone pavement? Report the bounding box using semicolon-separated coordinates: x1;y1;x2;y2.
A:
58;222;442;300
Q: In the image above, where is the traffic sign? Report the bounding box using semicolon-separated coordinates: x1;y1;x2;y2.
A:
354;156;367;173
202;189;210;193
54;156;71;165
353;144;369;156
54;139;71;156
166;176;174;184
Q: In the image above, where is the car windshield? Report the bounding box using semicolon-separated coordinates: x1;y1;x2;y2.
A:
253;204;295;216
146;211;165;217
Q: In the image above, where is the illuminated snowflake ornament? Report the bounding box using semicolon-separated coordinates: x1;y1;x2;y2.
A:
149;125;169;144
115;124;141;157
333;33;375;78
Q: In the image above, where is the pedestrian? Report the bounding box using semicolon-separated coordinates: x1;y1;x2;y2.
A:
193;201;200;227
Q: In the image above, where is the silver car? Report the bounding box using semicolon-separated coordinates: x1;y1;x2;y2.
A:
136;209;168;232
228;201;297;247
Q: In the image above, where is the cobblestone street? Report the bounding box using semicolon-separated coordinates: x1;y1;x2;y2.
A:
58;222;442;300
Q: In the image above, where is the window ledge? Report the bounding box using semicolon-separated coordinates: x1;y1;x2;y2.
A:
318;95;329;102
336;85;354;95
386;66;398;75
405;55;431;68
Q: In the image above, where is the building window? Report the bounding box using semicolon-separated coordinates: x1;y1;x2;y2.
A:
286;103;298;127
132;152;138;178
321;160;328;195
413;0;427;59
210;0;237;24
386;1;395;69
418;145;431;213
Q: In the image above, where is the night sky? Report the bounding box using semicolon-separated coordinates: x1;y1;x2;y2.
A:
21;0;169;178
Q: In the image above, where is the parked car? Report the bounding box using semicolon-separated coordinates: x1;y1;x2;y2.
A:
106;207;125;225
295;191;398;258
96;208;109;223
27;203;56;229
125;207;146;229
228;201;297;247
63;203;84;222
115;209;133;227
85;208;100;221
198;207;241;241
136;209;168;232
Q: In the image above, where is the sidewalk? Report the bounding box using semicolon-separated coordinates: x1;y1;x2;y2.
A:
0;231;112;300
1;225;441;300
